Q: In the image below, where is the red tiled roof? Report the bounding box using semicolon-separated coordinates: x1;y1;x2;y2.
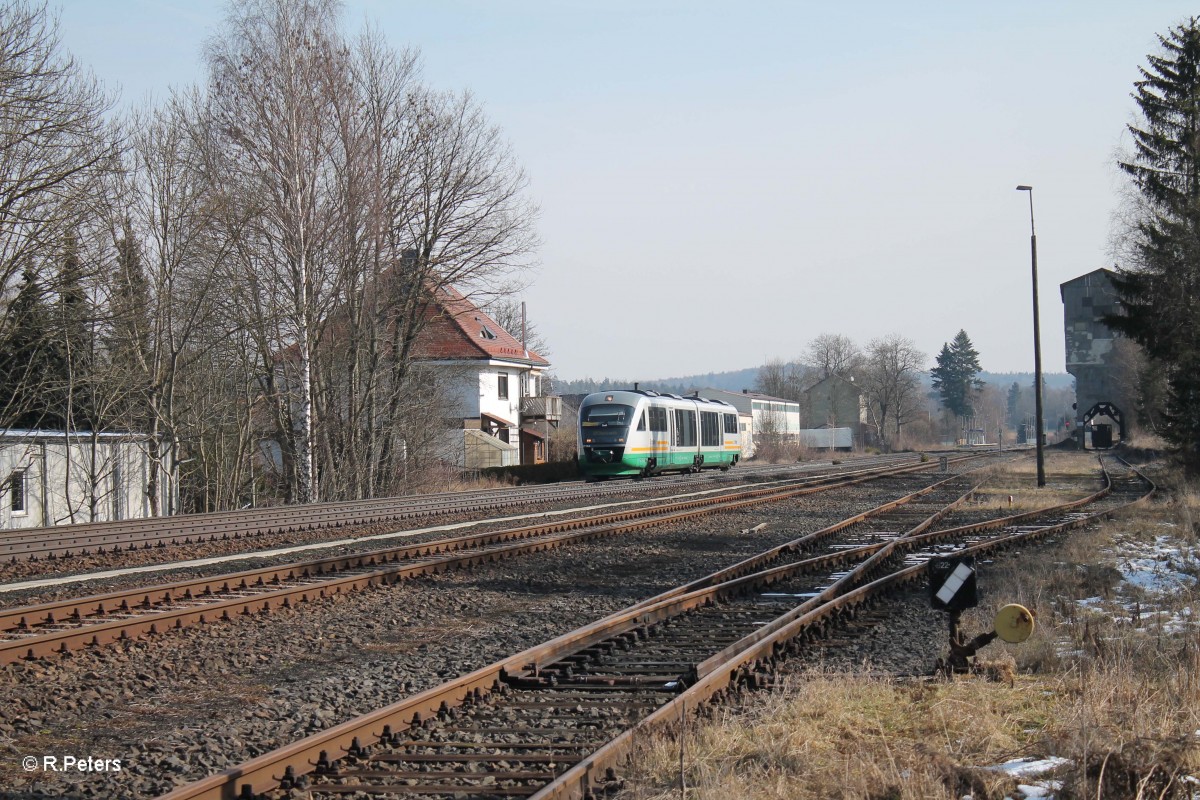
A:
412;285;550;367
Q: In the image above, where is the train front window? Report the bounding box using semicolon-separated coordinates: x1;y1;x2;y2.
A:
581;403;635;445
581;404;634;427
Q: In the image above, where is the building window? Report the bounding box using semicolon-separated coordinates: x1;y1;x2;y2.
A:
10;470;27;515
498;374;509;400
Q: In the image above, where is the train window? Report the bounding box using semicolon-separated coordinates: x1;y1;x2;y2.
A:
673;409;696;446
723;413;738;434
636;412;646;431
648;406;669;432
581;404;634;427
700;412;720;446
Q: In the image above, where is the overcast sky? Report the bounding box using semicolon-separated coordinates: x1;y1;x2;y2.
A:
56;1;1197;381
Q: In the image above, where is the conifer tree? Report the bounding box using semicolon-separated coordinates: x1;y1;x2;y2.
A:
107;224;152;426
1006;381;1021;427
0;268;64;427
55;236;95;429
930;330;983;418
1108;18;1200;469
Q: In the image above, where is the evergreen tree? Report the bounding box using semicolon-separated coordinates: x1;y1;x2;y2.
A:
1006;381;1022;426
1108;18;1200;469
54;236;96;429
0;268;66;428
107;224;152;426
930;330;983;418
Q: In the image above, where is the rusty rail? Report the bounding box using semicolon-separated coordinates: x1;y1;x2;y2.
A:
0;454;992;663
148;454;1151;800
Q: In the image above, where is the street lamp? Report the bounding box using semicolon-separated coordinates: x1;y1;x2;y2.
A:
1016;185;1046;488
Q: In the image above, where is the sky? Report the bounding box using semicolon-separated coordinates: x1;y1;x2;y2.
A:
54;0;1200;382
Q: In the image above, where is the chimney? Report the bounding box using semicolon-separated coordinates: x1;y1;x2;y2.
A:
521;301;528;357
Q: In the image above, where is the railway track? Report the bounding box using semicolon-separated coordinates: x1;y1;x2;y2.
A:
153;455;1153;800
0;453;996;663
0;454;932;564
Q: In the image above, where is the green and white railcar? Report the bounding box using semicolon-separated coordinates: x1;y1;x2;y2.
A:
577;389;741;479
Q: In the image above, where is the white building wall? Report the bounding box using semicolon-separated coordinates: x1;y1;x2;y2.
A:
477;365;522;428
424;358;543;468
0;432;167;529
444;370;482;418
738;413;755;459
750;400;801;438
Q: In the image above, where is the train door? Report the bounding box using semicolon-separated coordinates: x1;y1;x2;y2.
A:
722;412;740;466
663;403;676;469
699;410;720;468
673;406;698;471
647;403;668;473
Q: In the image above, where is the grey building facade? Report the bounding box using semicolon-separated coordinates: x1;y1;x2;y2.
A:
1060;268;1125;442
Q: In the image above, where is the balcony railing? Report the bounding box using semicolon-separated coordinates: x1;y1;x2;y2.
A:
520;395;562;422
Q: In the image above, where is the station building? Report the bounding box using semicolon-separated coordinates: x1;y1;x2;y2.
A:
414;286;560;470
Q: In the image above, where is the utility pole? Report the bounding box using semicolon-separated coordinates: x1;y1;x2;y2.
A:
1016;185;1046;488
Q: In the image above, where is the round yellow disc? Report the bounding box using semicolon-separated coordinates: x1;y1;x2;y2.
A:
994;603;1035;643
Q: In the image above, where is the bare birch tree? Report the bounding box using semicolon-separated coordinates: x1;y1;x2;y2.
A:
806;333;863;379
202;0;351;503
861;334;925;450
754;358;805;401
109;94;234;514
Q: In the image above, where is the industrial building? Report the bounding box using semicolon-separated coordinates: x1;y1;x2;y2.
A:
1060;268;1124;446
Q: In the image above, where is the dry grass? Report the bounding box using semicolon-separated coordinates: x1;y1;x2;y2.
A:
619;673;1054;800
966;451;1107;514
616;454;1200;800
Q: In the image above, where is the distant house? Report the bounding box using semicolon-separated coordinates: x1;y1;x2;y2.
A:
1;429;168;529
804;374;867;447
413;286;560;469
696;388;800;457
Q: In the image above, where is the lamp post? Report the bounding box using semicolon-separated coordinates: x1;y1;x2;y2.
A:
1016;185;1046;488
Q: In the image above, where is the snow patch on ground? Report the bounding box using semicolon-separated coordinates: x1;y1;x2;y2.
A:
1072;527;1198;634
